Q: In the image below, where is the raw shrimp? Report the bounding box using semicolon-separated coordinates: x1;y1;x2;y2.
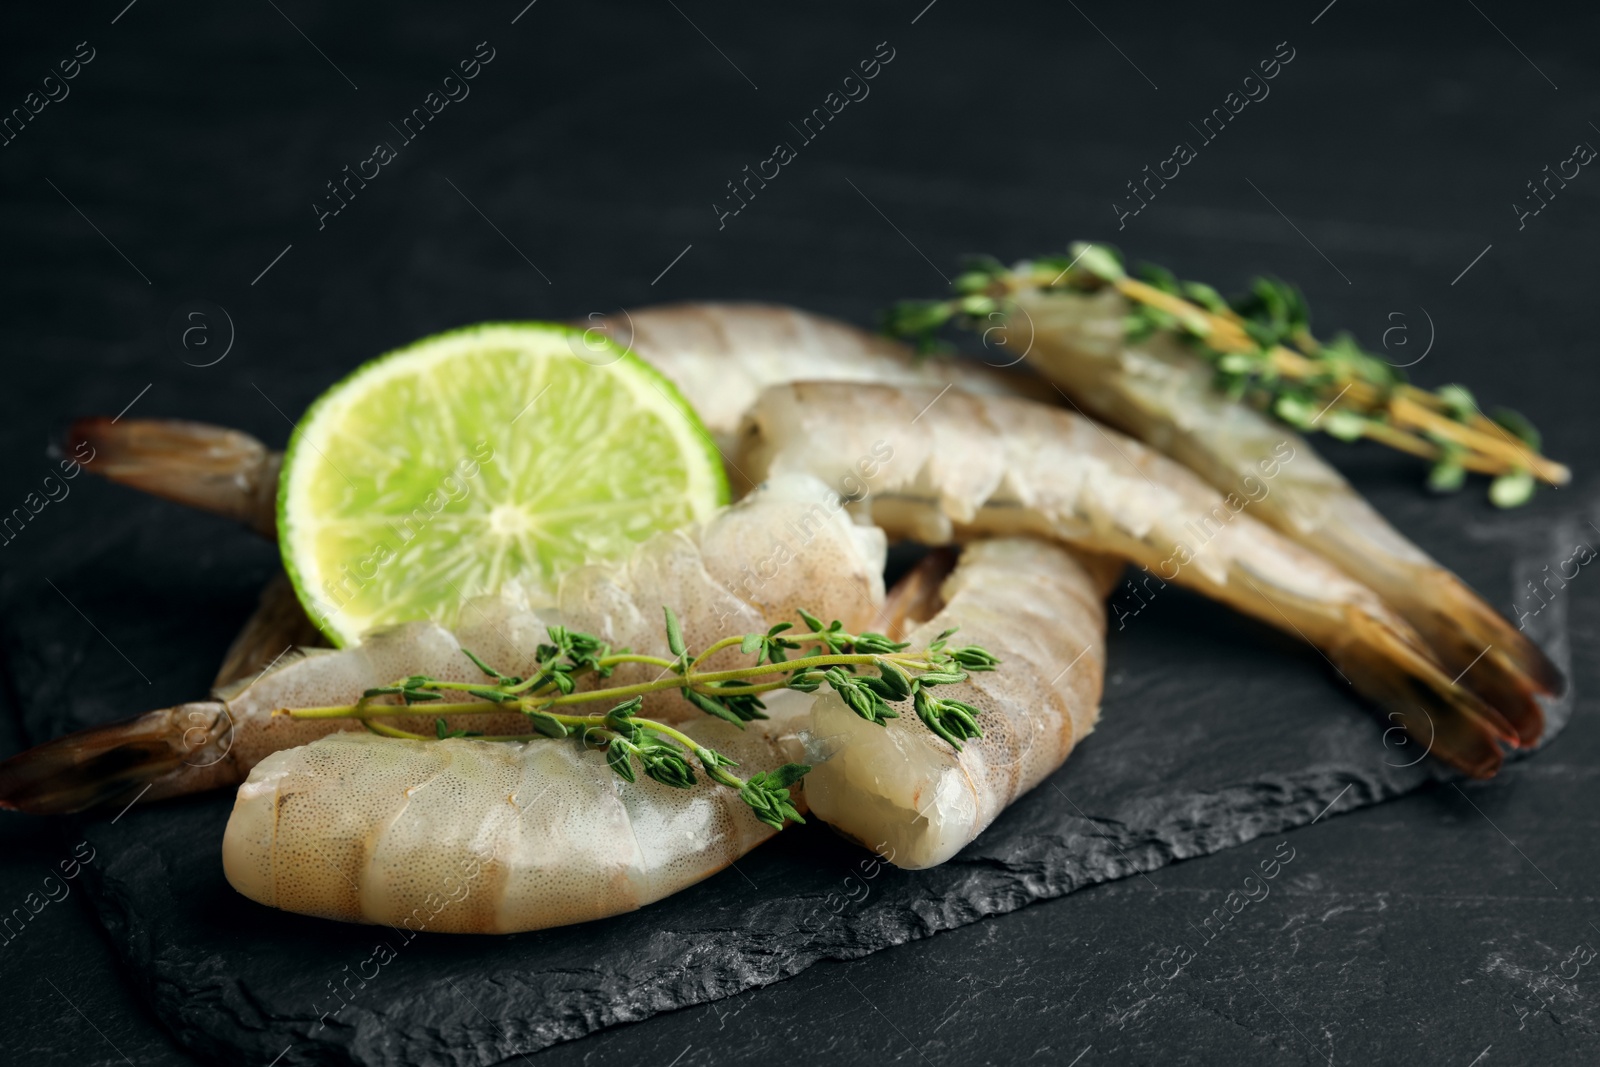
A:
809;538;1120;869
213;572;325;687
221;694;813;933
66;303;1044;667
584;302;1051;458
739;381;1521;777
68;417;281;538
68;303;1046;540
1007;284;1560;739
0;474;886;813
220;536;1117;929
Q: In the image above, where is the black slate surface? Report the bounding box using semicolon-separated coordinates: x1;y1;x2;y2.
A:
3;1;1599;1064
54;580;1566;1066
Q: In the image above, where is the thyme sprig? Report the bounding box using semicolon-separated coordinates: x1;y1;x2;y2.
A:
886;243;1568;507
282;607;999;830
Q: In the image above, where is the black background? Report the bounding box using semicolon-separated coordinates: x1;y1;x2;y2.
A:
2;1;1597;1064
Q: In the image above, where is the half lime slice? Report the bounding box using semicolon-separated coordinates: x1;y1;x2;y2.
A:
278;322;727;646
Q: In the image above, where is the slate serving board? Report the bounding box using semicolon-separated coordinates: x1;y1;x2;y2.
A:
0;494;1568;1067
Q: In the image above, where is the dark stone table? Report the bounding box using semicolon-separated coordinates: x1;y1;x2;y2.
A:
2;1;1596;1063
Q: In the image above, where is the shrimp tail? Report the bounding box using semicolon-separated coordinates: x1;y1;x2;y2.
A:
68;418;280;538
0;703;230;815
880;548;958;639
1409;571;1559;738
1332;605;1514;779
213;572;327;688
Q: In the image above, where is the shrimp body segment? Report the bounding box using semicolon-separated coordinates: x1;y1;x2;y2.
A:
0;475;886;813
223;695;811;933
740;381;1515;777
68;304;1043;539
587;303;1049;457
808;539;1118;869
1011;286;1559;737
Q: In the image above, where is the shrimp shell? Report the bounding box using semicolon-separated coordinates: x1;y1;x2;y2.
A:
213;572;326;687
67;304;1043;539
68;417;280;538
1011;285;1559;738
0;475;886;813
587;302;1050;460
739;381;1516;777
222;693;812;933
808;538;1118;869
222;539;1117;930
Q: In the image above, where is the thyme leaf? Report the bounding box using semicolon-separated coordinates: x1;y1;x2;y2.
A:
885;243;1570;505
291;606;1004;833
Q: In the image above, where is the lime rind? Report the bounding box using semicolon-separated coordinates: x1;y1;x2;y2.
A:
278;322;728;647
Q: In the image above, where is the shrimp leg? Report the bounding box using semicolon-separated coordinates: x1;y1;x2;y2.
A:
740;381;1518;777
1010;284;1561;737
0;474;886;813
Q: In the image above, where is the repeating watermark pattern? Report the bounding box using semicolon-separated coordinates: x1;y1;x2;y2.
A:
0;40;95;149
1107;441;1295;628
1104;840;1298;1019
167;299;235;367
1377;307;1434;369
792;841;898;936
0;439;96;549
0;841;96;949
299;442;497;629
1381;707;1435;768
712;441;894;629
1496;937;1597;1030
313;42;497;231
974;301;1033;369
566;307;634;368
1112;41;1296;231
1109;568;1169;632
306;855;486;1031
1512;134;1595;231
1512;531;1595;631
713;41;897;231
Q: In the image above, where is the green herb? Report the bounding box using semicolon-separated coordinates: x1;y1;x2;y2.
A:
886;243;1569;506
739;764;810;829
290;608;1001;831
913;689;984;751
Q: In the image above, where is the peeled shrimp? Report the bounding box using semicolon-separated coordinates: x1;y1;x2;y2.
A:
65;302;1045;670
222;694;813;934
221;536;1117;928
809;538;1119;869
1008;284;1560;739
0;474;886;813
739;381;1520;777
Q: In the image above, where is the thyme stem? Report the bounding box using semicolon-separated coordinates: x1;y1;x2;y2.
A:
888;244;1569;505
280;608;998;831
287;652;920;719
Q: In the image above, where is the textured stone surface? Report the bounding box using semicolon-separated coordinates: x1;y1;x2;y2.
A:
4;539;1561;1065
1;1;1597;1064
